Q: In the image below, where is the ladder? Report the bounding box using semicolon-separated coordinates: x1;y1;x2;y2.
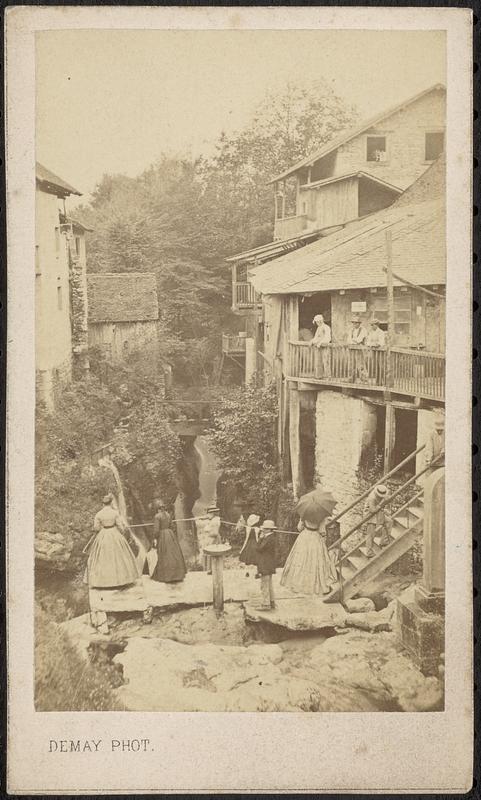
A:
326;445;442;604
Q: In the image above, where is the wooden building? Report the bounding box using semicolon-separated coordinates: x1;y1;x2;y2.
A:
248;157;446;505
87;273;159;362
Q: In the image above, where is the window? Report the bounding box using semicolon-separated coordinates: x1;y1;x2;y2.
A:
371;292;412;341
366;136;388;162
425;131;444;162
57;284;63;311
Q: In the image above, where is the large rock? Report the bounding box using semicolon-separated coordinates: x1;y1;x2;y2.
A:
244;597;346;631
35;530;73;571
345;597;376;613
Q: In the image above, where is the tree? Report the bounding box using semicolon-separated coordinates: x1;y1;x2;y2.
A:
75;81;357;384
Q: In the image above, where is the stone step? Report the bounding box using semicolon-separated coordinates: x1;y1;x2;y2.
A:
347;553;369;571
407;504;424;520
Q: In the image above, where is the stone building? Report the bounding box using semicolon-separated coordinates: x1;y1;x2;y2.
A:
225;85;446;386
35;163;90;407
249;156;445;506
87;273;159;362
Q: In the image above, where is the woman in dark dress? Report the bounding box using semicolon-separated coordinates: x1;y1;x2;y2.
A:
151;499;186;583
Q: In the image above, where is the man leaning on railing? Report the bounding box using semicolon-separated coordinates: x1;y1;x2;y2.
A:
309;314;331;378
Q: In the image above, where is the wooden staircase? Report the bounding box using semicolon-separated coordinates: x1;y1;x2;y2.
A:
326;445;442;604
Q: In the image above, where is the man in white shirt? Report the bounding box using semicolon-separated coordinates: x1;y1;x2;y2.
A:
349;316;368;382
310;314;331;377
365;319;386;385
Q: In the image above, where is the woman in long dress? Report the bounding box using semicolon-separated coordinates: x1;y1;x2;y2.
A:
239;513;260;573
86;494;140;588
151;499;186;583
280;513;337;596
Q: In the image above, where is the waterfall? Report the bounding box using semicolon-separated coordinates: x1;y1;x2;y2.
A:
193;435;221;515
98;454;148;573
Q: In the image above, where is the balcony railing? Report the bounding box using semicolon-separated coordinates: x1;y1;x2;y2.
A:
232;282;262;310
222;333;247;355
273;214;308;241
288;342;445;402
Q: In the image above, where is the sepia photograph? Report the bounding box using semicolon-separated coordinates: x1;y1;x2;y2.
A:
6;6;473;794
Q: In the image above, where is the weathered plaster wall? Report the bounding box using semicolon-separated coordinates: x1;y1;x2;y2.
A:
88;319;159;362
315;390;377;510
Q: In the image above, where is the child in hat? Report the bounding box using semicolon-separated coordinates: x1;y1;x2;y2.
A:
256;520;277;610
364;484;391;558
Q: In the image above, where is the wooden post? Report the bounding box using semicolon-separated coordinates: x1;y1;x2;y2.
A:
385;230;394;390
231;263;237;311
289;388;301;499
203;544;232;616
384;402;396;472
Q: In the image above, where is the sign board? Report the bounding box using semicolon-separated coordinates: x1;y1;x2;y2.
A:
351;301;367;313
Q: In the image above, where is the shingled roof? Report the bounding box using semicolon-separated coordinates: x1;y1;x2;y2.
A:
249;157;445;296
87;273;159;323
36;162;82;197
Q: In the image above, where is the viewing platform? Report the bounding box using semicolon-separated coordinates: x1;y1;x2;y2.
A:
288;341;445;403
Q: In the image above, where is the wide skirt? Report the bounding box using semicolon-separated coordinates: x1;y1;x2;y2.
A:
152;528;186;583
280;528;338;596
86;527;140;588
239;531;258;566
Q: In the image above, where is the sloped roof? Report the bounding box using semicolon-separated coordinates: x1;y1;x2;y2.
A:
87;273;159;323
298;170;402;194
268;83;446;185
36;162;82;197
250;153;445;296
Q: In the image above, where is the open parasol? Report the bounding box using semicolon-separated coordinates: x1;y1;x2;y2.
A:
295;488;337;527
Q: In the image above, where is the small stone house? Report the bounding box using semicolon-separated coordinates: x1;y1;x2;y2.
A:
87;273;159;362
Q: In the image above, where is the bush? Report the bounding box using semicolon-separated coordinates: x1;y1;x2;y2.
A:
209;382;281;519
35;606;122;711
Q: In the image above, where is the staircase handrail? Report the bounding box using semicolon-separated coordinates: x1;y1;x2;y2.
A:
337;487;425;565
328;443;427;527
328;455;443;552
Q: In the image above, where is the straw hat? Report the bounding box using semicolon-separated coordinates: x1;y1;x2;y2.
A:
261;520;276;530
313;314;324;324
375;484;388;499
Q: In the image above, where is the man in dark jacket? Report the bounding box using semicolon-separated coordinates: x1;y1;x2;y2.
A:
256;520;277;610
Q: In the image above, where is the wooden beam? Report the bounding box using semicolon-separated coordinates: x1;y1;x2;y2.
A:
289;388;302;499
384;403;396;472
385;230;394;391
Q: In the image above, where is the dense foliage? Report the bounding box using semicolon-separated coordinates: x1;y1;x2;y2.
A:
208;382;281;519
35;349;181;572
75;81;357;385
35;607;121;711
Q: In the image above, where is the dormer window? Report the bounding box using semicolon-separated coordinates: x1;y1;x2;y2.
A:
425;130;444;162
366;135;388;163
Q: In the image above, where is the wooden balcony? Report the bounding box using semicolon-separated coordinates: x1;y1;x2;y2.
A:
222;333;247;355
232;281;262;311
288;342;445;403
273;214;308;241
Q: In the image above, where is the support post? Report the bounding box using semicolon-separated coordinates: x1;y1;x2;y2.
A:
203;544;232;616
385;230;394;390
384;402;395;472
231;263;237;311
289;387;302;499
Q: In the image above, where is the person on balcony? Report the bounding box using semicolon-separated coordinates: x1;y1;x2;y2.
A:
349;315;368;382
425;412;445;474
364;484;392;558
366;319;386;384
310;314;331;378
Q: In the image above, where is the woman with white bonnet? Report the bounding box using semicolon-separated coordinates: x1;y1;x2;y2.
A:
239;513;261;576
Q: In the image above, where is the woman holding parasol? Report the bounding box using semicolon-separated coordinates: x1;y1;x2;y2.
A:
280;488;338;596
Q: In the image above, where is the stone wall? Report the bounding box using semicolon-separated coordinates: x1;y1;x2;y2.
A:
315;390;377;512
